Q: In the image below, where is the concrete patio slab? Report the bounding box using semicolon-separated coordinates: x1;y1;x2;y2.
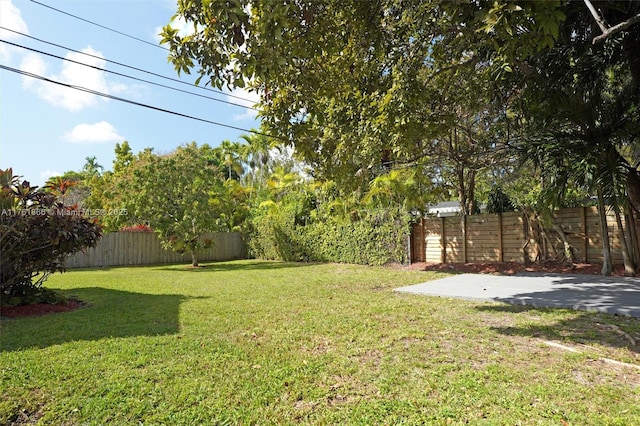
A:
395;272;640;317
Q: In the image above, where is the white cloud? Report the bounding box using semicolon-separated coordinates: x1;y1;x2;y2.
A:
0;0;28;35
228;87;260;121
0;0;29;61
155;15;194;44
63;121;124;144
40;169;62;181
19;47;126;112
19;53;46;80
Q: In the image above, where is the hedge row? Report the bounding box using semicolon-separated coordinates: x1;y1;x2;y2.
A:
247;208;411;266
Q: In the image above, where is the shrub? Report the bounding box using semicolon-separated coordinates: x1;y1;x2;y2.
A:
0;169;102;305
247;205;411;266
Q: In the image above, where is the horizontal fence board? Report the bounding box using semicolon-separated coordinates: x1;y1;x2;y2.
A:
411;207;638;266
466;232;501;238
65;232;243;268
468;254;501;262
466;242;501;249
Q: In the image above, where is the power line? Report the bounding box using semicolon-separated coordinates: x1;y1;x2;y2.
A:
0;39;258;111
0;63;283;141
0;27;257;104
5;6;432;173
29;0;169;52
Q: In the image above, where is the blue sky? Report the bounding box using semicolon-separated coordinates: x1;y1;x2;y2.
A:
0;0;261;187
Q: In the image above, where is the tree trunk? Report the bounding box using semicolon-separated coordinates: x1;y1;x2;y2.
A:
614;206;635;275
190;251;199;267
533;211;556;261
552;222;576;265
540;226;556;261
523;210;542;263
625;209;640;267
467;169;477;214
627;168;640;215
597;187;613;276
457;166;467;215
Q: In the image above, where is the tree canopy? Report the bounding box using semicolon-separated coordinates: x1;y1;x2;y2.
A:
160;0;640;273
160;1;569;179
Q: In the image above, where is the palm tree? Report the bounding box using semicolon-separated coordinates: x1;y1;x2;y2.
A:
363;169;416;209
239;131;280;188
217;140;244;181
266;166;303;200
82;156;104;178
516;22;640;274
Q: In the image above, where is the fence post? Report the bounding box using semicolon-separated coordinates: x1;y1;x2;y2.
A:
461;215;467;263
522;212;529;264
581;206;588;263
440;217;446;263
422;217;426;263
498;212;503;262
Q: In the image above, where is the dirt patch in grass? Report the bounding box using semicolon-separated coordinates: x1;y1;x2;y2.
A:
1;300;84;319
357;349;383;367
7;406;44;426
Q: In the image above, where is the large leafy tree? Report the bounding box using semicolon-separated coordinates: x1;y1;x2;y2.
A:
117;143;228;267
160;0;636;163
160;0;562;203
158;2;437;180
162;0;640;272
84;142;150;232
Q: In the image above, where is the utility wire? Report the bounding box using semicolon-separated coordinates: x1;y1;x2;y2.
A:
0;64;283;140
0;27;256;104
29;0;169;52
0;39;258;111
5;7;436;172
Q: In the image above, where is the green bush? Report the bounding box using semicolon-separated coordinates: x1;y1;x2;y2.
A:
1;169;102;305
247;206;411;266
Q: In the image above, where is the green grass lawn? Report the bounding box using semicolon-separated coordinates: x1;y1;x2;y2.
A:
1;260;639;425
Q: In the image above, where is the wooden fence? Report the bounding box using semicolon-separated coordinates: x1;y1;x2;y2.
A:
410;206;634;265
65;232;243;268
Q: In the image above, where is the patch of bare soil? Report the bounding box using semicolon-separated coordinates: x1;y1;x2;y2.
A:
406;261;636;277
1;299;84;319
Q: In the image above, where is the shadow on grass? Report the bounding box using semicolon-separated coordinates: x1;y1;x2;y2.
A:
476;304;640;354
490;272;640;317
151;259;317;272
0;287;190;352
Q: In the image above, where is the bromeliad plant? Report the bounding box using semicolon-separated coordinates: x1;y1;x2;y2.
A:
0;168;102;306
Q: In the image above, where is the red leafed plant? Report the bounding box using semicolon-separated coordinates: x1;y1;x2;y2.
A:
119;224;154;233
1;168;102;306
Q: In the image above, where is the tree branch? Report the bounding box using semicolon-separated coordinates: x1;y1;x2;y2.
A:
592;12;640;44
583;0;609;34
429;56;478;80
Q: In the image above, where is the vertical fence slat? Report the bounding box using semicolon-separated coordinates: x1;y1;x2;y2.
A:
440;217;445;263
581;206;588;263
412;207;626;265
66;232;243;268
461;215;467;263
498;213;503;263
